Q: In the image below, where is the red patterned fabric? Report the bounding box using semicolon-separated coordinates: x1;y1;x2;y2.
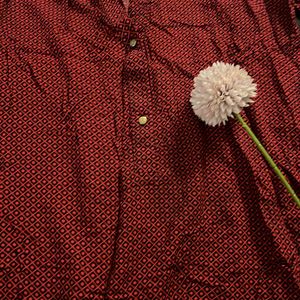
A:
1;1;300;299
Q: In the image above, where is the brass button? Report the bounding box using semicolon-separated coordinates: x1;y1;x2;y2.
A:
138;116;148;125
129;38;137;48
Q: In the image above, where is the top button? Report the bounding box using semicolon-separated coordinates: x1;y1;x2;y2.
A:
129;38;137;48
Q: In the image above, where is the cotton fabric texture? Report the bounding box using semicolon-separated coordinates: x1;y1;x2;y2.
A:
1;1;300;299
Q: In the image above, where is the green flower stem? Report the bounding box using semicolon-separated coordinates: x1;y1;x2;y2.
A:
234;113;300;208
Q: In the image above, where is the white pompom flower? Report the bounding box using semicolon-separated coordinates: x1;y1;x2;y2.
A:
188;61;300;208
190;61;257;126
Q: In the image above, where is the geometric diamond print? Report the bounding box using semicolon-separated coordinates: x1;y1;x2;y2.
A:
1;1;300;299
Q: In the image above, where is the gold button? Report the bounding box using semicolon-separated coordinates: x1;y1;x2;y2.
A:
138;116;148;125
129;38;137;48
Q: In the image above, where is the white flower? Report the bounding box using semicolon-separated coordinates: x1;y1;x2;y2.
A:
190;61;257;126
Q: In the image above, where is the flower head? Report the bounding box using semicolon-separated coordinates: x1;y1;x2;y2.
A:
190;61;257;126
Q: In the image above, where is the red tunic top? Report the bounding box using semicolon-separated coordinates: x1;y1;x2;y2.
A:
1;0;300;299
